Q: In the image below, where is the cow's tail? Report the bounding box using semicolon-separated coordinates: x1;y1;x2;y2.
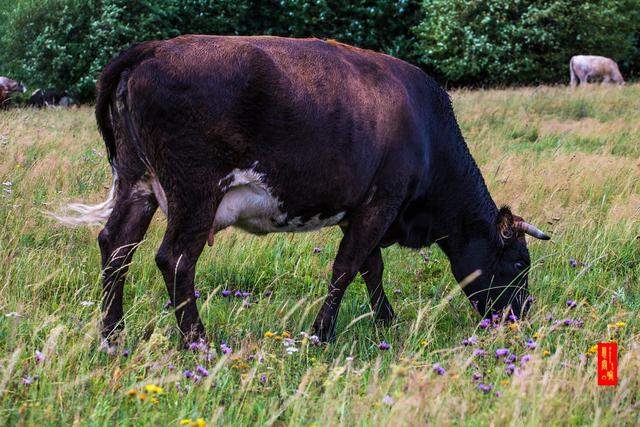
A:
569;57;577;88
54;41;160;226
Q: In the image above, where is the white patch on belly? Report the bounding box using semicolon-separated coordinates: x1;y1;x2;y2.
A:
213;167;345;235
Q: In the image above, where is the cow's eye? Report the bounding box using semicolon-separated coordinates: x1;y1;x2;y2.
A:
514;261;526;270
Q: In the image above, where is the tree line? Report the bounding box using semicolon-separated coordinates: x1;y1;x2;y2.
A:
1;0;638;102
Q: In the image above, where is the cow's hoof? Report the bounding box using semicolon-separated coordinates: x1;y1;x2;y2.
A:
99;339;119;356
312;323;336;343
374;305;395;325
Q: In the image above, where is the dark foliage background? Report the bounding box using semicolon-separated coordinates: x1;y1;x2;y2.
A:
0;0;638;102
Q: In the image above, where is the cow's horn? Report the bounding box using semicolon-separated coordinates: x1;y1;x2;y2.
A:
514;221;550;240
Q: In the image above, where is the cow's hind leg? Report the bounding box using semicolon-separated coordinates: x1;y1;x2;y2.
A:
99;181;157;346
360;247;395;323
313;194;401;342
155;192;219;346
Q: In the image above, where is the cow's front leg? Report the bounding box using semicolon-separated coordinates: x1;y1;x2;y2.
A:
313;195;401;342
155;198;217;346
360;247;395;323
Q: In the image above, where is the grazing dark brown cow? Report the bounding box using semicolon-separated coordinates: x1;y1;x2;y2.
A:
58;35;550;347
0;76;26;105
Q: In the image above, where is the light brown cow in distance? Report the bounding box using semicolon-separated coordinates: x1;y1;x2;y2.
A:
569;55;624;87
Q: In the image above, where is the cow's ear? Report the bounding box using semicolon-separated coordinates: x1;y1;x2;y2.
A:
496;206;515;243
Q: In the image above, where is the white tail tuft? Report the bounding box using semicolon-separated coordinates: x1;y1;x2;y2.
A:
50;175;117;226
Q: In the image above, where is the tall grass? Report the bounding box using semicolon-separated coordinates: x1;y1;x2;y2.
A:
0;85;638;426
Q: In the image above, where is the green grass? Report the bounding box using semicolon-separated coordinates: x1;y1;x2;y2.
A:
1;84;639;426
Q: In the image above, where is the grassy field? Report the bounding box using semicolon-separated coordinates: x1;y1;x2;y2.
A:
0;84;639;426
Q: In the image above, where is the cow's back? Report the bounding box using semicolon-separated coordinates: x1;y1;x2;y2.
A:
126;36;434;219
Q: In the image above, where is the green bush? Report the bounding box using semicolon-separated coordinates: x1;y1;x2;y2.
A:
1;0;639;99
0;0;421;102
415;0;640;86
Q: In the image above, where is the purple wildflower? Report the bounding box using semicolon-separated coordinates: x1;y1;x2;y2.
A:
122;349;130;357
168;363;175;371
234;291;242;298
378;341;391;351
221;289;231;297
220;341;232;355
569;258;578;268
478;383;493;393
563;319;574;326
574;319;585;328
473;348;487;357
492;313;501;323
566;300;577;309
183;370;193;379
260;374;267;384
479;319;491;329
241;291;251;298
35;350;44;363
495;348;510;358
520;354;532;366
508;313;518;322
196;365;209;377
495;391;503;397
188;340;208;352
525;339;537;350
505;353;517;364
163;299;173;310
312;247;322;253
382;395;395;405
506;364;516;375
462;336;478;346
21;376;33;385
472;372;483;381
309;335;321;346
194;290;200;299
432;363;446;376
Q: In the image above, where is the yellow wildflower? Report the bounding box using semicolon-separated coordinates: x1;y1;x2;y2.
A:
282;331;290;338
507;322;519;331
137;393;147;401
274;335;283;341
264;331;274;338
587;344;598;355
500;379;509;386
145;384;164;394
149;397;159;405
126;389;137;397
420;340;428;346
195;418;206;427
532;332;540;339
180;420;193;426
543;350;551;357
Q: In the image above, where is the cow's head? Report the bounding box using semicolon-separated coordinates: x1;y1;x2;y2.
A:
452;207;550;320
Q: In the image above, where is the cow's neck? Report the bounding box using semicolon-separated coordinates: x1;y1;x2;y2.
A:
428;143;498;266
